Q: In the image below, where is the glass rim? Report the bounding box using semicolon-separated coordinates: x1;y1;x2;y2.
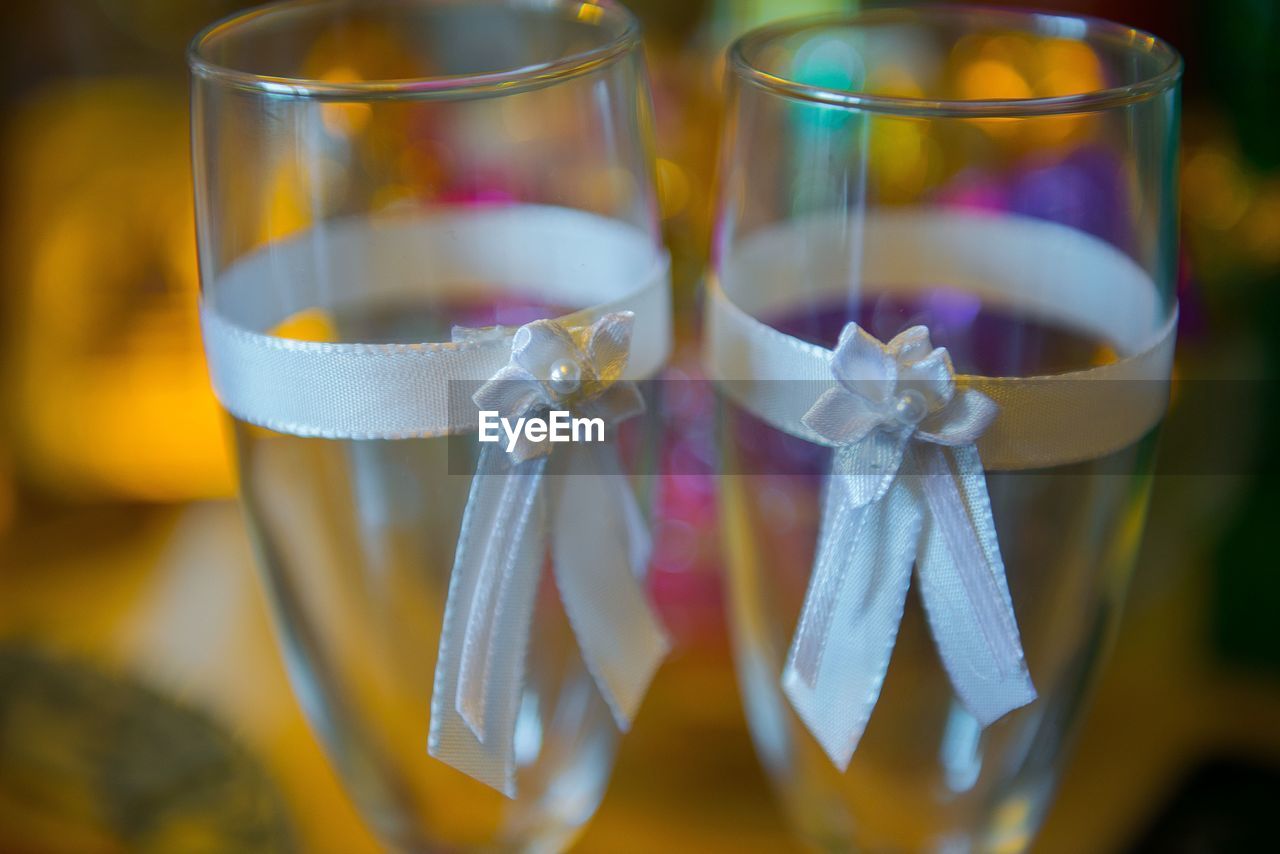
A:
729;5;1184;118
188;0;641;100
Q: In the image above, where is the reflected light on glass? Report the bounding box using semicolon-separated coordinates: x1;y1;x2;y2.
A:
575;2;604;25
938;704;983;793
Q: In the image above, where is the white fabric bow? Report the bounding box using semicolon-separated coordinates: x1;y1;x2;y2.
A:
802;325;1000;504
705;209;1176;772
465;313;646;461
429;311;670;796
784;323;1035;768
196;206;674;798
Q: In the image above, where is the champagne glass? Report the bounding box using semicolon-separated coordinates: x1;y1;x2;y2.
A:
189;1;667;849
709;7;1180;851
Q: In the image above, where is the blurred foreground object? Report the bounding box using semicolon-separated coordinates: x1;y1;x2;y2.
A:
0;643;292;853
0;501;379;853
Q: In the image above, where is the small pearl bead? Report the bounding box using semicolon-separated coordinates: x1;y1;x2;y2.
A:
893;388;928;426
548;358;582;395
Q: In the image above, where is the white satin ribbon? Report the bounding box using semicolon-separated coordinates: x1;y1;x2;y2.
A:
708;209;1176;469
704;208;1176;769
201;205;670;438
198;205;672;796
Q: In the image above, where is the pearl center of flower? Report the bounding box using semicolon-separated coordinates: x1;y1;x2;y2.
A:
548;358;582;396
892;388;928;426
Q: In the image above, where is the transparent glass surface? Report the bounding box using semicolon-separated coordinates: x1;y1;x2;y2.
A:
714;7;1180;852
189;1;661;849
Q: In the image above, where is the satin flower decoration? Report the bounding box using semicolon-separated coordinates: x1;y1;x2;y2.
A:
802;324;998;504
468;311;645;461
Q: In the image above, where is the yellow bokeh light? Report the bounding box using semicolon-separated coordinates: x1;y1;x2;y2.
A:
1184;148;1252;232
320;66;373;136
5;80;235;500
656;158;691;219
870;119;931;200
271;309;340;343
959;59;1034;101
866;64;924;100
1241;184;1280;265
264;166;309;240
1037;39;1105;98
950;33;1103;148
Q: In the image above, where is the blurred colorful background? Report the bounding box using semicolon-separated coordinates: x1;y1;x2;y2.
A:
1;1;1277;851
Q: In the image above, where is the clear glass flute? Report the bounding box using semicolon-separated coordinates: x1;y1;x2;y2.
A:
712;7;1180;852
189;1;663;850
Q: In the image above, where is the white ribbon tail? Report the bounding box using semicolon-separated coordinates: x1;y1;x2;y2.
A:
783;454;922;770
551;441;670;730
785;467;868;689
456;452;548;737
428;444;547;796
912;443;1036;726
